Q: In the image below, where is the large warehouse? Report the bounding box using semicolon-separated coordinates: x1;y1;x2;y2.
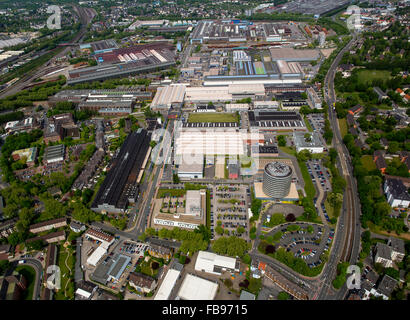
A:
91;129;151;214
194;251;239;275
248;110;306;131
68;43;176;84
269;48;320;62
177;274;218;300
150;84;186;110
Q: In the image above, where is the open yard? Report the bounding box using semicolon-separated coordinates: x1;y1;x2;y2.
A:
360;155;377;171
15;265;36;300
357;69;391;86
188;112;239;123
338;118;347;138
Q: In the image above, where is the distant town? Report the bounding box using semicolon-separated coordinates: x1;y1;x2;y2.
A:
0;0;409;304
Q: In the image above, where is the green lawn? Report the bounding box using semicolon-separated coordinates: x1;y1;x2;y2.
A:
157;189;186;198
360;155;376;171
54;246;75;300
188;112;239;123
299;160;316;200
304;116;313;132
324;198;338;223
279;146;297;157
357;69;391;86
15;265;36;300
338;118;347;138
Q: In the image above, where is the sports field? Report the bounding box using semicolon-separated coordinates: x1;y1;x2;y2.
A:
254;62;266;75
188;112;239;123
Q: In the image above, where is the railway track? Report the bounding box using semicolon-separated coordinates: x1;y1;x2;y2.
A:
339;176;355;262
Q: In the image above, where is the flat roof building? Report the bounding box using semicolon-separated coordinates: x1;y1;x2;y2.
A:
177;274;218;300
150;85;186;110
248;110;305;131
154;268;181;300
293;131;324;153
44;144;65;164
269;48;320;62
195;251;239;275
91;129;151;214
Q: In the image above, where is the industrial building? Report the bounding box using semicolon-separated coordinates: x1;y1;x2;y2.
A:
185;84;265;102
5;117;38;134
91;254;131;285
79;39;119;54
269;48;320;62
44;144;65;164
293;132;324;153
68;43;176;84
177;160;204;180
150;84;186;110
248;110;305;131
262;161;293;199
50;89;152;106
177;274;218;300
91;129;151;214
43;113;79;144
78;99;134;115
194;251;239;275
154;268;181;300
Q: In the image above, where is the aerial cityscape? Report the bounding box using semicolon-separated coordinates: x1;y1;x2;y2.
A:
0;0;409;306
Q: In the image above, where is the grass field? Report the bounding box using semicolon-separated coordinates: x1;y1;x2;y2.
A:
54;246;75;300
279;146;297;157
338;118;347;138
15;265;36;300
188;112;239;123
157;189;186;198
357;69;391;86
299;160;316;200
304;116;313;132
360;155;376;171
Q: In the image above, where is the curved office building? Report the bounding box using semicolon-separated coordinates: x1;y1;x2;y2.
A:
263;161;292;199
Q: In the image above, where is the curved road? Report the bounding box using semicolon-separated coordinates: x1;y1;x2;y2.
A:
17;258;43;301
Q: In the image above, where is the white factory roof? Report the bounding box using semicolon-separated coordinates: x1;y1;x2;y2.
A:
185;86;232;102
185;190;203;216
151;84;186;108
175;130;246;156
177;274;218;300
75;288;92;299
154;269;181;300
195;251;237;274
86;246;107;267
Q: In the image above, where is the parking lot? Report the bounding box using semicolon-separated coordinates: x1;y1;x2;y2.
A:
306;159;332;192
211;184;250;240
117;240;148;259
267;222;334;268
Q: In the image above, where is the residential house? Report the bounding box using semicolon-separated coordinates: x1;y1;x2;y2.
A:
128;272;157;294
374;242;393;268
147;244;172;260
348;104;363;116
384;178;410;208
70;221;86;233
387;237;405;262
29;218;67;234
0;271;27;300
373;150;387;174
373;87;388;102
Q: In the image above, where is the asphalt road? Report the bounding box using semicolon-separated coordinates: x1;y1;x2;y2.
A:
315;33;362;300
